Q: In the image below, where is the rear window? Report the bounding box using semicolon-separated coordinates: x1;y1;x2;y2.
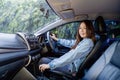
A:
105;20;120;38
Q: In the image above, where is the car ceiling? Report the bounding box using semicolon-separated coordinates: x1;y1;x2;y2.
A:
47;0;120;21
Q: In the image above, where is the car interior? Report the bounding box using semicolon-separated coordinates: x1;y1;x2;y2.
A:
0;0;120;80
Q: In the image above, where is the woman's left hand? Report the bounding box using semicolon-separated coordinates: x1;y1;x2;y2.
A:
39;64;50;72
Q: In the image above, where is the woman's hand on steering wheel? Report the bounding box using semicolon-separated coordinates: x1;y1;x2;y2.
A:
47;31;68;55
47;32;58;52
50;33;58;41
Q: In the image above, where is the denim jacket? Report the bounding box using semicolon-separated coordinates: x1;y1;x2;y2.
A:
48;38;94;73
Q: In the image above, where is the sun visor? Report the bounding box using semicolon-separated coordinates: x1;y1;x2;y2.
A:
47;0;75;19
60;9;75;19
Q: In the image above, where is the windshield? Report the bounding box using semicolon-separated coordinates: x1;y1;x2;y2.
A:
0;0;59;34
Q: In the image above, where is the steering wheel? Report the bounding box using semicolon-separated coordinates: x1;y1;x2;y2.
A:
47;31;58;52
47;31;70;55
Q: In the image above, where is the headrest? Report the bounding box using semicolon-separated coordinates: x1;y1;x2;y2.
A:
94;16;106;35
110;41;120;68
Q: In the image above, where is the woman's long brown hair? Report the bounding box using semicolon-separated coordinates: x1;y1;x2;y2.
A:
71;20;96;49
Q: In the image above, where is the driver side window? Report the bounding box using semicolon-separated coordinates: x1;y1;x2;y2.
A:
51;22;80;39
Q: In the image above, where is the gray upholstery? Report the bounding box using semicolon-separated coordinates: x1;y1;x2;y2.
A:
82;41;120;80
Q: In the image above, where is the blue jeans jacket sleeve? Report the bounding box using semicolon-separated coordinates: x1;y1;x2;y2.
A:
57;39;76;48
48;38;94;70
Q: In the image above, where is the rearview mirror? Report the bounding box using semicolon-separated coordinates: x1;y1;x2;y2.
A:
40;5;49;18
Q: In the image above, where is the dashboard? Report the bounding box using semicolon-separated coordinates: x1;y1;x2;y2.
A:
16;32;40;50
0;32;41;80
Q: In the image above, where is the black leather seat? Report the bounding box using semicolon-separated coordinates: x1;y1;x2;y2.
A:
82;40;120;80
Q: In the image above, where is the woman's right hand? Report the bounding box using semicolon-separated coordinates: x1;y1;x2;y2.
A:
39;64;50;72
50;34;58;41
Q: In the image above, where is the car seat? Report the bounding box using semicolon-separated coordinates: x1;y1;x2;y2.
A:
82;40;120;80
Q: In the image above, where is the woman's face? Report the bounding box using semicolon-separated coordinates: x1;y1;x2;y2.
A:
79;22;87;38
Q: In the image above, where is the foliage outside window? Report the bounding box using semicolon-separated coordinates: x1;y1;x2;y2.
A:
0;0;59;34
51;22;80;39
105;20;120;38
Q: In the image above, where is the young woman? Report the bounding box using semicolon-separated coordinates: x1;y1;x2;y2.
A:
39;20;96;75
